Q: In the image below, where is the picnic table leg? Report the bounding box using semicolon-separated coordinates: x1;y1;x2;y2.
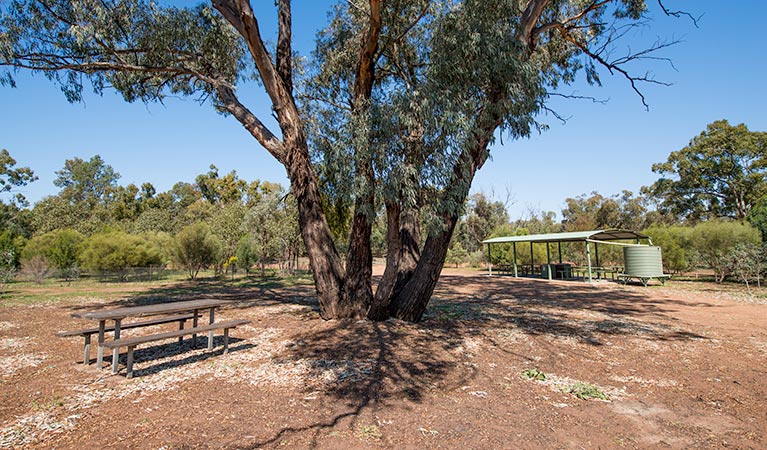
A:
83;334;91;365
207;308;215;350
223;328;229;354
111;319;122;374
178;319;185;345
192;309;199;348
97;320;105;369
126;346;135;379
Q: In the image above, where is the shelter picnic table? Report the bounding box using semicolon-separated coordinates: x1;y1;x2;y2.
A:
61;299;250;378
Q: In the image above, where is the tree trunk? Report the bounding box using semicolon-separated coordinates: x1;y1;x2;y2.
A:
388;215;458;322
283;136;347;319
369;201;421;319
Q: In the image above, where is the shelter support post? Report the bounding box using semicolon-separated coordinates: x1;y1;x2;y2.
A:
512;242;518;277
586;241;593;283
530;242;534;276
558;242;562;264
487;243;492;276
546;243;552;280
595;242;600;278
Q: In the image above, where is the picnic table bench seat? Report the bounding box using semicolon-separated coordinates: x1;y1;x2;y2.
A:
57;313;196;364
103;319;251;378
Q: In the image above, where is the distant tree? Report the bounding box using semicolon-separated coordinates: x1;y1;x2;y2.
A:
456;193;509;253
0;248;16;294
111;183;142;222
173;222;221;280
445;241;469;268
747;195;767;242
208;202;247;274
54;155;120;207
195;165;247;205
242;190;286;277
690;220;761;283
562;191;651;232
645;120;767;221
725;242;766;294
236;235;257;276
0;149;37;207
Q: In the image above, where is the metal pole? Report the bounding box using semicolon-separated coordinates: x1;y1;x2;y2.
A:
512;242;518;278
595;242;600;279
487;243;492;276
546;242;552;280
530;242;534;276
586;241;593;283
558;242;562;264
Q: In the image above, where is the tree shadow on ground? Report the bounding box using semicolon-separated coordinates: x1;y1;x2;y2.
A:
242;277;713;447
63;273;714;447
244;318;477;449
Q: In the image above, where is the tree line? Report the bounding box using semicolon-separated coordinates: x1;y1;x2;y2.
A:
2;117;764;291
0;154;302;284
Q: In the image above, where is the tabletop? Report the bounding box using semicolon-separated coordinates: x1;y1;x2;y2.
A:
71;299;230;321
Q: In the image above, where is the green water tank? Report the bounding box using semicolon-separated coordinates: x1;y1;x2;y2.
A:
623;246;664;277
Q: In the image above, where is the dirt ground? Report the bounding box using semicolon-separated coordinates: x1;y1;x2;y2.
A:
1;269;765;449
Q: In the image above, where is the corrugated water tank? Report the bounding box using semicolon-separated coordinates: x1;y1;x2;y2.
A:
623;246;664;277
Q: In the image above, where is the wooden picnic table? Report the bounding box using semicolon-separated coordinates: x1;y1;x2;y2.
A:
71;299;229;372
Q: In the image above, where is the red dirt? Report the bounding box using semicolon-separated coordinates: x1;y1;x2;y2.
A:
1;271;765;449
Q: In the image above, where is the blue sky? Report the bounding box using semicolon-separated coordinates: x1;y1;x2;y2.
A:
2;1;766;220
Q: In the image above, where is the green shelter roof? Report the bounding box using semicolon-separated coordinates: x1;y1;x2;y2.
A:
481;229;648;244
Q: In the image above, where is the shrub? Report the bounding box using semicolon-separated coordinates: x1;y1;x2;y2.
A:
690;220;761;282
20;229;84;280
173;222;221;279
79;230;164;280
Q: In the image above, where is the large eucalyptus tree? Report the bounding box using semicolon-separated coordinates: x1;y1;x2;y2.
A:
1;0;686;321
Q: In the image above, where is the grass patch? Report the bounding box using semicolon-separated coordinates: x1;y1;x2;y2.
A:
357;424;382;440
521;368;547;381
565;381;608;400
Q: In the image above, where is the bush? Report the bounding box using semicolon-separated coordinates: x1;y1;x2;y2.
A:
79;230;164;280
643;224;693;274
690;220;761;283
173;222;221;279
20;229;84;280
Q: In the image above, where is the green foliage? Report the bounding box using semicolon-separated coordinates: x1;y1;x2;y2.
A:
0;247;17;292
689;220;761;282
173;222;221;280
445;241;469;268
456;193;509;253
645;120;767;221
54;155;120;206
521;368;547;381
643;224;693;273
747;195;767;242
566;382;608;400
0;149;37;207
207;202;247;273
241;188;302;276
21;229;84;279
79;230;164;279
0;1;244;104
724;242;766;294
561;191;652;232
